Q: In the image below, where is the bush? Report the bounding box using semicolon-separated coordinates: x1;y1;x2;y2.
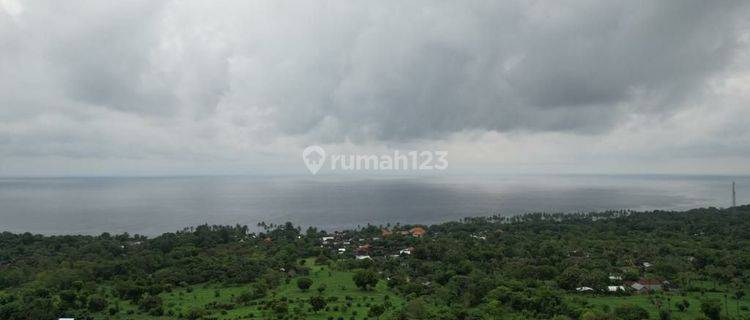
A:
700;299;721;320
309;295;327;313
659;309;671;320
87;294;108;312
352;270;378;290
613;303;649;320
186;307;208;320
368;304;385;318
235;284;267;304
297;277;313;291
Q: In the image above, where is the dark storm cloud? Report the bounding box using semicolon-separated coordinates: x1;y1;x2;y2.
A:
0;0;749;167
49;2;176;115
232;0;749;141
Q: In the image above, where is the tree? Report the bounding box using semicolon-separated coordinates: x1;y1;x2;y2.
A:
700;299;722;320
353;270;378;291
734;290;746;316
613;303;649;320
309;295;326;313
732;278;745;316
296;277;313;291
87;295;108;312
557;266;585;290
236;283;267;304
186;307;207;320
266;299;288;316
675;301;686;312
138;294;164;316
395;298;433;319
581;310;608;320
316;283;327;294
368;304;386;318
658;309;671;320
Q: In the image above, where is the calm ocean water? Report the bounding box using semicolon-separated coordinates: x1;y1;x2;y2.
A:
0;175;745;236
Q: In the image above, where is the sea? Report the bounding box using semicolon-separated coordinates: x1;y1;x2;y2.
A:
0;174;746;236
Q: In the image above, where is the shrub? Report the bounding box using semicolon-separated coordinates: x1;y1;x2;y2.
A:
613;303;649;320
87;295;108;312
297;277;313;291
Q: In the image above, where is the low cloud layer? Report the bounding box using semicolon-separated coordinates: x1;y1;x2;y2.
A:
1;0;749;175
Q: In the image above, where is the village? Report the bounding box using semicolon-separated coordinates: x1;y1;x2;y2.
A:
575;263;673;295
315;225;680;298
318;226;427;261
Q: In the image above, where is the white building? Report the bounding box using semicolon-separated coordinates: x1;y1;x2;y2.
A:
608;286;625;292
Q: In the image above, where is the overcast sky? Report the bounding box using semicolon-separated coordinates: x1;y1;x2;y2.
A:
1;0;749;176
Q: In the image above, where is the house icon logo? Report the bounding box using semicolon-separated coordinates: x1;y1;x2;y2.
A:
302;145;326;175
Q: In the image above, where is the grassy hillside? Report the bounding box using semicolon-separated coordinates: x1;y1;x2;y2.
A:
102;258;403;319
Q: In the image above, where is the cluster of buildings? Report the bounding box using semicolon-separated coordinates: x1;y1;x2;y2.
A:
319;226;426;260
576;278;665;294
576;263;669;295
380;226;426;238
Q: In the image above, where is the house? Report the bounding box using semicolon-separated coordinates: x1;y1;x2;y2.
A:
321;236;334;243
630;283;645;291
409;227;426;237
399;247;413;255
629;279;662;292
381;229;393;237
576;286;594;292
356;244;371;255
337;248;346;254
471;234;487;240
355;255;372;260
608;275;623;281
608;286;625;292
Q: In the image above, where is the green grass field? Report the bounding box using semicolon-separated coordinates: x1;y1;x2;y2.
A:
74;260;749;319
96;275;750;319
104;259;404;319
578;291;750;319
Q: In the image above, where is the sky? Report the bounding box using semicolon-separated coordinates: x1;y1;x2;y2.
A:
1;0;749;177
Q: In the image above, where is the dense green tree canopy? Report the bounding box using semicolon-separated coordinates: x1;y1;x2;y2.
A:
0;206;748;319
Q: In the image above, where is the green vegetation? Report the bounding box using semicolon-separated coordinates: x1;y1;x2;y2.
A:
1;206;749;319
